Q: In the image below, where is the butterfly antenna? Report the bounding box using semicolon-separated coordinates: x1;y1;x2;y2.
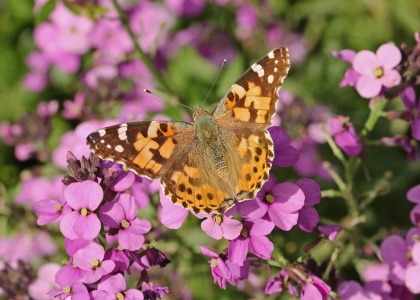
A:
144;89;195;112
203;59;227;105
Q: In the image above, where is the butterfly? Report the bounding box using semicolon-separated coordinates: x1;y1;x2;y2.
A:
86;47;290;215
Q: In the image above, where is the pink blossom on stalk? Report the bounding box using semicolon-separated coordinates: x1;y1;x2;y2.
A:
60;181;103;240
228;219;275;266
165;0;206;17
99;194;151;251
90;18;133;57
73;242;115;284
16;176;63;207
235;4;258;40
237;175;305;231
49;282;89;300
49;3;93;55
352;43;402;98
92;273;144;299
296;178;321;232
28;263;60;300
200;247;249;290
129;2;175;53
201;212;243;240
62;92;85;120
330;115;362;157
23;51;49;92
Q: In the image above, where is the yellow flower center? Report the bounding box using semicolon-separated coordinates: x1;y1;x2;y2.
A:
374;67;384;78
214;215;222;225
121;220;130;228
413;108;419;118
54;204;62;211
210;258;218;268
63;287;71;293
241;228;249;238
117;293;124;300
92;258;99;267
80;208;88;216
265;194;275;203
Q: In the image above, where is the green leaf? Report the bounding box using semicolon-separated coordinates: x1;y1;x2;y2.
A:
35;0;56;25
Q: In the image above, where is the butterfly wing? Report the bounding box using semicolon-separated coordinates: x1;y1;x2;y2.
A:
213;47;290;128
213;48;290;204
86;121;194;179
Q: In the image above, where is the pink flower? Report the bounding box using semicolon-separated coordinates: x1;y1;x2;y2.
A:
99;194;151;251
28;263;60;300
201;213;243;240
60;181;103;240
330;115;362;157
73;242;115;284
353;43;402;98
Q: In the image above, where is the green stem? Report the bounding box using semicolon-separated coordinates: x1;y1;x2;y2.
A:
362;97;388;136
111;0;174;95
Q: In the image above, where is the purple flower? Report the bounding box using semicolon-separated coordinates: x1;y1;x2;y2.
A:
52;120;116;169
140;247;171;269
401;87;420;141
28;263;60;300
101;161;136;192
73;242;115;284
296;178;321;232
318;225;343;241
352;43;402;98
201;212;243;240
141;282;170;299
268;126;299;167
92;273;144;299
408;184;420;226
330;115;362;157
380;135;419;162
235;4;259;40
165;0;206;17
62;92;84;120
300;274;331;299
99;193;151;251
129;2;174;53
90;18;133;57
200;247;248;290
49;3;93;55
338;281;383;300
34;194;71;226
228;219;275;266
331;49;360;87
60;181;103;240
237;175;305;231
0;231;56;267
380;228;420;285
49;282;89;300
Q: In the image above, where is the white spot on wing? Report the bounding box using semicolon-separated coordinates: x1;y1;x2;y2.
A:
268;74;274;84
274;67;278;72
98;129;106;137
115;145;124;152
268;50;275;59
101;140;105;143
251;63;264;77
275;60;279;64
106;144;111;149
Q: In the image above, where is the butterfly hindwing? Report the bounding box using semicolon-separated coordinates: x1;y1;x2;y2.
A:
86;121;193;179
214;47;290;126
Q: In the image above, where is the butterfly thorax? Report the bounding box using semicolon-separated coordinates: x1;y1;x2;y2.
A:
193;106;230;182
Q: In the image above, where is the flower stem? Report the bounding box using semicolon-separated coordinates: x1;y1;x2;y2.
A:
362;97;388;136
111;0;174;95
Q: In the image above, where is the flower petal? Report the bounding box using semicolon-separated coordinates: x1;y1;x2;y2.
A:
381;69;401;88
221;218;243;240
249;235;273;260
73;214;101;240
297;206;319;232
60;211;79;239
353;50;380;74
355;74;382;98
201;218;223;240
228;238;249;266
376;43;401;69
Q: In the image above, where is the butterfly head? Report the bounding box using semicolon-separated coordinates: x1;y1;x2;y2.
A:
192;105;210;121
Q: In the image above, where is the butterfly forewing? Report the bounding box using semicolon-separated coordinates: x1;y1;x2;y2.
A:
214;47;290;126
86;121;193;179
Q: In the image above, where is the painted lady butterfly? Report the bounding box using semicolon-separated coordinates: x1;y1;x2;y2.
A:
87;47;290;214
